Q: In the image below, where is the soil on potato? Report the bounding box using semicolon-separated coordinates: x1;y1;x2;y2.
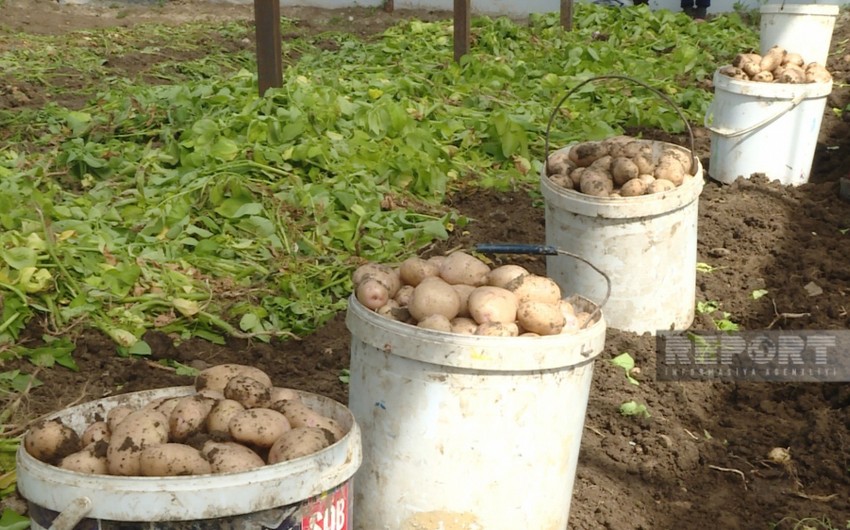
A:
3;2;850;529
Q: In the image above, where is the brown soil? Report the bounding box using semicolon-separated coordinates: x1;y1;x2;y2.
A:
2;2;850;529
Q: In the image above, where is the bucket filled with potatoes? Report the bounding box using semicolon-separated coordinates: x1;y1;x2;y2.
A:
22;364;350;476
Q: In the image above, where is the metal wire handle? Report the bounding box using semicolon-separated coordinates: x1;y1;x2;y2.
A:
473;243;611;329
543;74;699;177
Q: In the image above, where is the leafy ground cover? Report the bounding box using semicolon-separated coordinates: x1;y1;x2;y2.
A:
2;1;850;528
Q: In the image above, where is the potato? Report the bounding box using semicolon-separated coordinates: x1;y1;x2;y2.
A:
139;443;212;476
579;169;614;197
549;174;574;190
268;427;332;464
356;278;390;310
777;65;805;84
620;178;647;197
229;408;291;448
611;157;639;186
517;300;566;336
662;149;692;173
272;400;346;442
546;150;575;176
638;174;656;187
475;321;519;337
202;441;266;473
633;153;655;175
106;406;134;433
588;154;613;173
620;140;652;159
752;70;774;83
719;65;747;80
59;441;109;474
647;179;676;194
206;398;246;435
394;284;415;306
452;283;476;318
426;255;446;268
417;314;453;332
24;418;83;465
107;409;170;476
568;141;609;167
224;375;272;409
739;59;761;78
732;52;755;67
467;286;518;324
782;53;804;67
487;265;529;289
805;63;832;83
602;135;633;157
408;276;461;322
654;156;685;186
450;317;478;335
569;167;586;188
438;251;490;286
505;274;562;305
195;364;273;393
195;389;225;401
759;45;786;72
399;257;440;287
352;262;400;297
81;421;110;446
376;299;401;319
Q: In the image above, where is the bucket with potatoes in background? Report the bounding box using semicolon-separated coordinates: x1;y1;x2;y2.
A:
346;244;610;529
16;365;361;530
706;47;833;186
540;75;705;336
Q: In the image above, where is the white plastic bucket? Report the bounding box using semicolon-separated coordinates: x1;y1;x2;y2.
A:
760;4;839;66
346;293;607;530
17;386;361;530
541;142;704;335
706;68;832;186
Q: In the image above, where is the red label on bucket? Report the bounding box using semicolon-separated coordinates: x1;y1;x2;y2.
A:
301;482;350;530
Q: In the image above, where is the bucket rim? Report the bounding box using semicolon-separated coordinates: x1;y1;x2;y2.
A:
759;3;839;16
540;140;705;219
16;386;363;522
345;294;607;371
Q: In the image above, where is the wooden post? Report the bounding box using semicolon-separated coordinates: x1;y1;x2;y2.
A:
560;0;572;30
254;0;283;96
454;0;471;62
384;0;394;12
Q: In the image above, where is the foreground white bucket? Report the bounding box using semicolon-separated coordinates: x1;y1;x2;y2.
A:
706;69;832;186
17;386;361;530
541;142;704;335
346;294;606;530
760;4;839;66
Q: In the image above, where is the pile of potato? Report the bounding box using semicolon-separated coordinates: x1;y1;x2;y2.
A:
23;364;346;476
545;135;694;197
353;250;597;337
719;45;832;84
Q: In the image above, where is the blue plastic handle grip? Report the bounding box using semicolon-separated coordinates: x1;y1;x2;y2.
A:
474;243;559;256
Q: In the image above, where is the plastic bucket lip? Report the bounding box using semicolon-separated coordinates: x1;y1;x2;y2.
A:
540;141;705;219
760;4;839;15
712;70;834;99
345;294;607;371
16;386;362;522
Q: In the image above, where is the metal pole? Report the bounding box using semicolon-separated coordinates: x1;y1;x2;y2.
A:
254;0;283;96
454;0;470;62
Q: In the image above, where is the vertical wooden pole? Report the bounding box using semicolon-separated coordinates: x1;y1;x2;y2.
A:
560;0;572;30
254;0;283;96
384;0;394;12
454;0;470;62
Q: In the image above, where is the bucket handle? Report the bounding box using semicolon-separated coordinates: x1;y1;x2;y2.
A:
704;91;809;138
49;497;92;530
544;74;699;177
473;243;611;329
